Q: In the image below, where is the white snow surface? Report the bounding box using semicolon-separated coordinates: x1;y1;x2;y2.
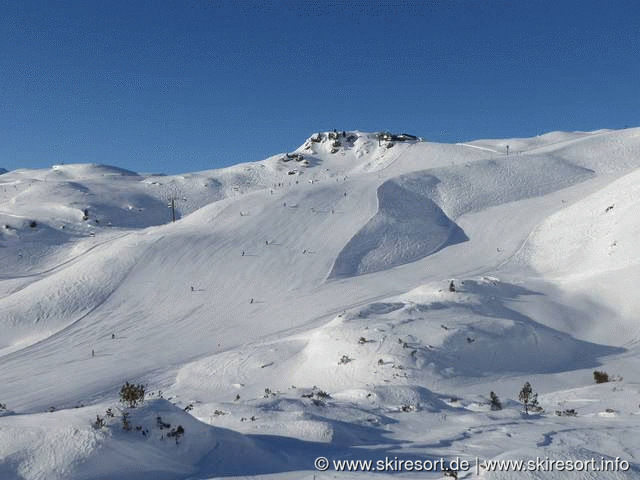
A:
1;129;640;479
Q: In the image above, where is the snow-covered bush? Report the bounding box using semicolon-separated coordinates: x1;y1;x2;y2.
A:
122;411;131;431
555;409;577;417
338;354;352;365
166;425;185;444
93;414;106;429
120;382;146;408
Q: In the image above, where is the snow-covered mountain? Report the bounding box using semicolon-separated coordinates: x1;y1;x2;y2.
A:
1;129;639;479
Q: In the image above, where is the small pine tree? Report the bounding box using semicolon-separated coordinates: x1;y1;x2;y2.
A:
490;391;502;411
519;382;541;414
119;382;145;408
519;382;532;413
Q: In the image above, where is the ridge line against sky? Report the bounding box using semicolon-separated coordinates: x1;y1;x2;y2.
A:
1;0;639;175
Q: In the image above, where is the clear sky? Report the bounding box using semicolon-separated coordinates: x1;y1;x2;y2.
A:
1;0;639;174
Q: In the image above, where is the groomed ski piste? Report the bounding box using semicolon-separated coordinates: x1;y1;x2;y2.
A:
1;129;639;479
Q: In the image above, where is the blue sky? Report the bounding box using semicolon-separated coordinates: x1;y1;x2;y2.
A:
1;0;639;174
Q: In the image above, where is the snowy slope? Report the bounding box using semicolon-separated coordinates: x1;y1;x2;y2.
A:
1;129;640;479
524;167;640;345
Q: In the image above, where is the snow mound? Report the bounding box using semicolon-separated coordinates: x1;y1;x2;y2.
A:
394;279;622;376
0;399;285;480
368;385;451;413
329;179;467;278
50;163;141;179
541;382;640;417
295;278;621;380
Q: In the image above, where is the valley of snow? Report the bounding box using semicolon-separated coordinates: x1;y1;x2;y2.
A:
1;129;639;479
